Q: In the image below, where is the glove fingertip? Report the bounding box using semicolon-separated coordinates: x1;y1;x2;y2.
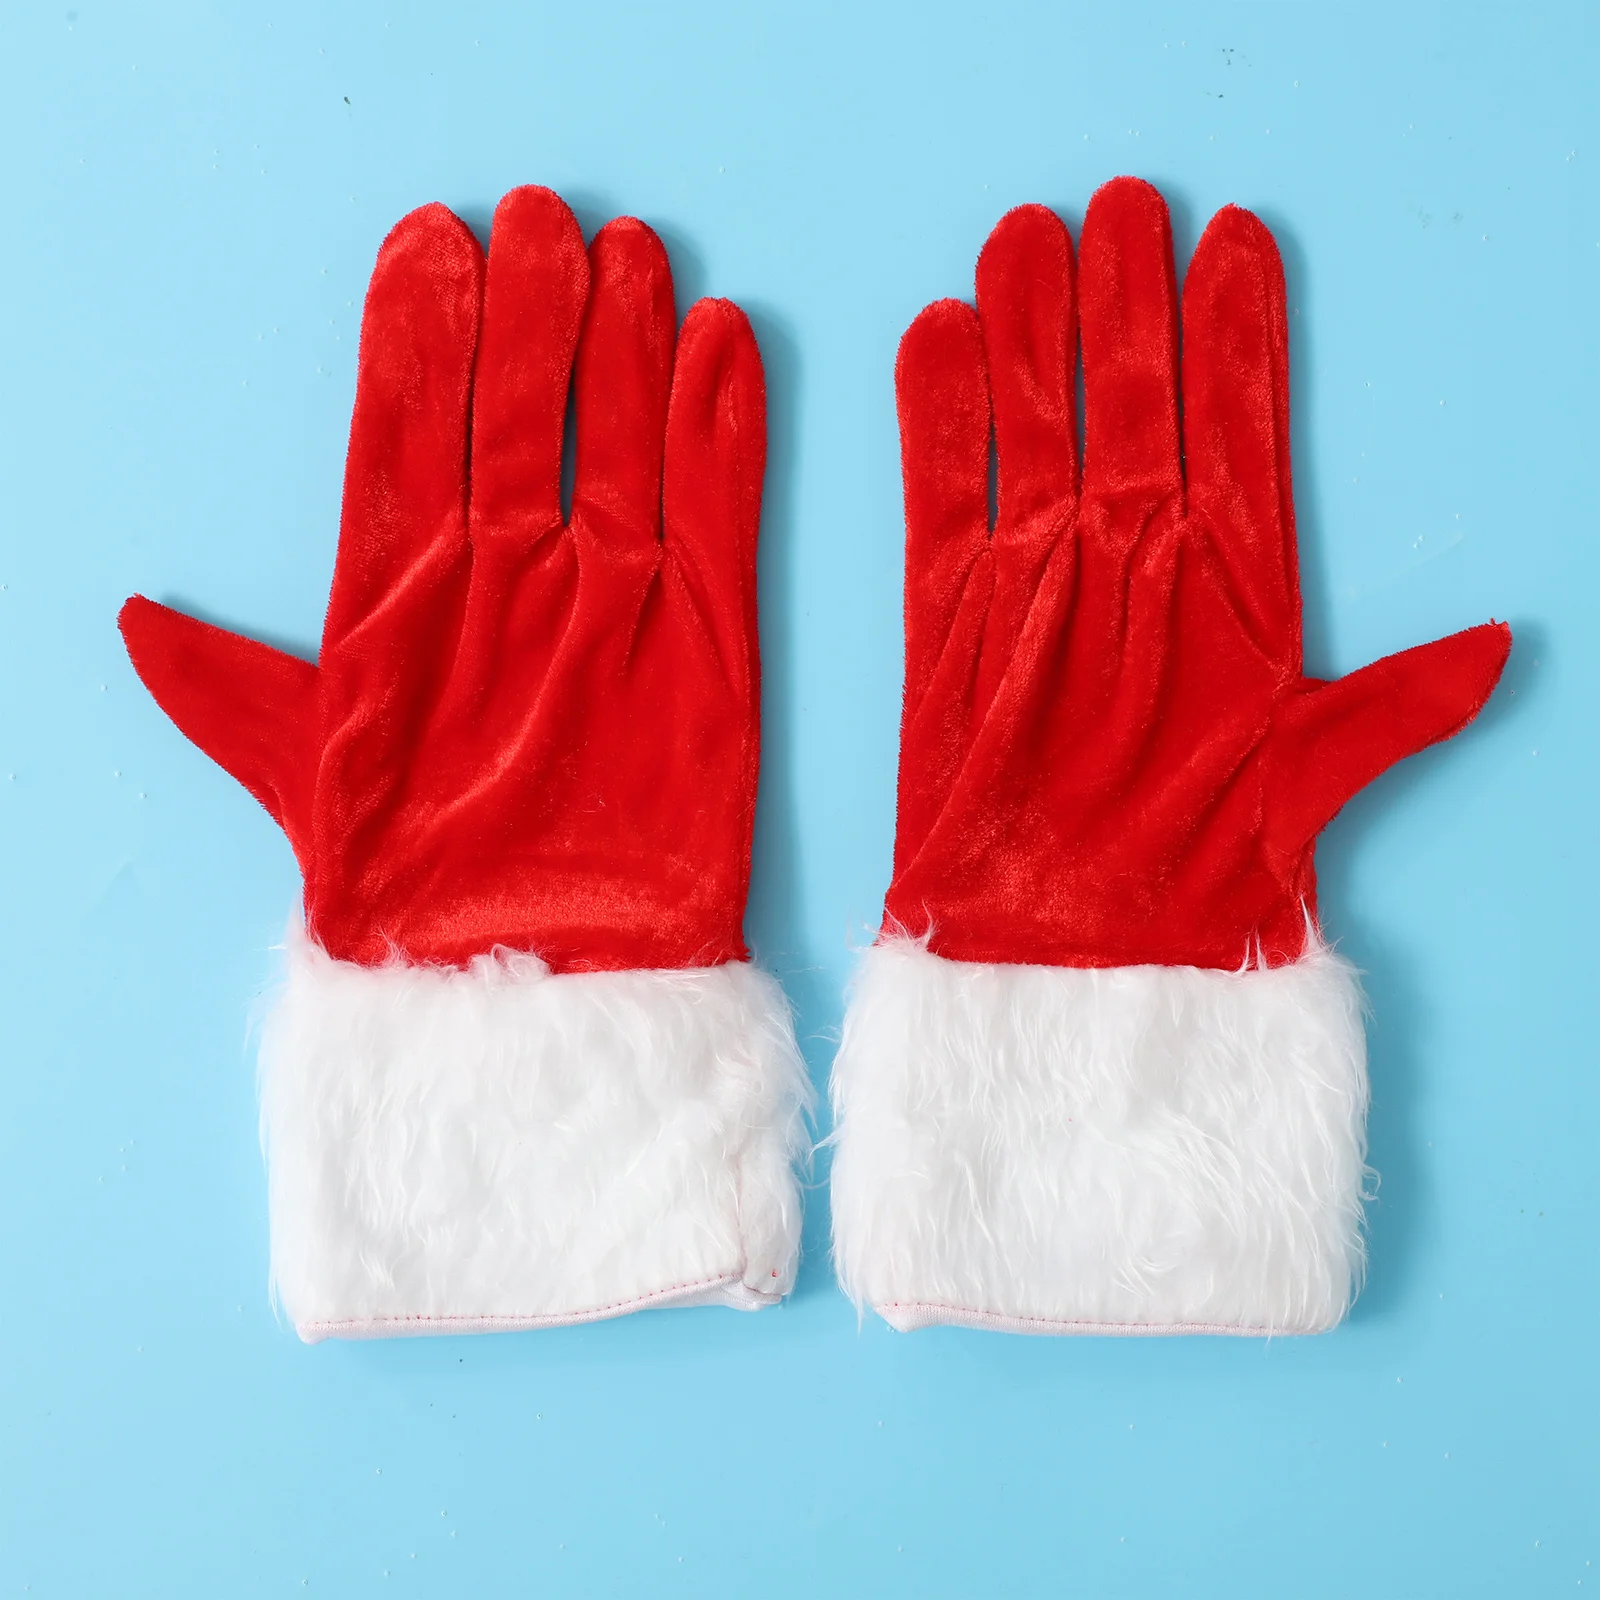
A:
117;591;157;638
896;297;983;388
1479;614;1513;673
677;296;762;386
1439;618;1514;734
118;593;183;682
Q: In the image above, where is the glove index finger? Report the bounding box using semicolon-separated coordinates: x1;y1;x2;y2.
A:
323;202;482;663
1182;203;1298;661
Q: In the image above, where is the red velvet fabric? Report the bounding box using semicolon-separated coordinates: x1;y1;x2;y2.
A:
885;177;1510;970
120;187;767;973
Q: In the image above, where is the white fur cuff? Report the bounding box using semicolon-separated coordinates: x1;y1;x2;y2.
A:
258;934;811;1342
829;936;1369;1336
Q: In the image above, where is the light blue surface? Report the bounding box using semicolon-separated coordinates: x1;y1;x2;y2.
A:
1;2;1594;1593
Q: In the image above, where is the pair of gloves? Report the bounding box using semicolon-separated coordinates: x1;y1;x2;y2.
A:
120;179;1508;1343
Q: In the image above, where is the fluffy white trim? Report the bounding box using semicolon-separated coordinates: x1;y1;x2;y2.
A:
829;935;1369;1335
258;932;811;1342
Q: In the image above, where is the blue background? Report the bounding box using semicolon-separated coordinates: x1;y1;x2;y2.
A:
1;2;1594;1594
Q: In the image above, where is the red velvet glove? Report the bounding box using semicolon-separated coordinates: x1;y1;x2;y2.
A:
122;188;807;1341
831;178;1509;1337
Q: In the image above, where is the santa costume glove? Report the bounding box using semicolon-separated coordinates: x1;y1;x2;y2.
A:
121;187;809;1340
830;178;1509;1335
